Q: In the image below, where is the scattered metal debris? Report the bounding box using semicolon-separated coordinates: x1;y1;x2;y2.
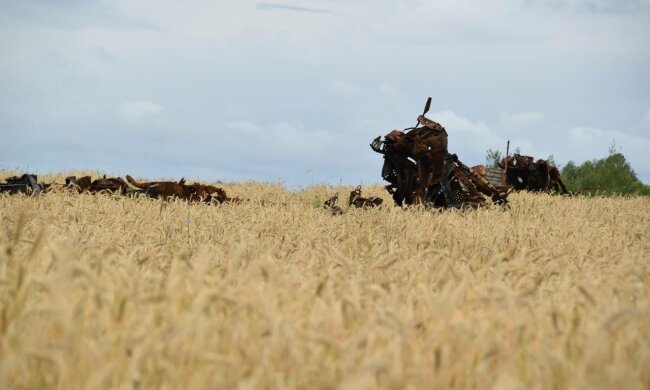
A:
63;174;240;203
323;186;384;215
0;174;41;195
323;192;343;215
65;176;92;192
371;98;508;208
65;175;128;194
184;182;242;204
126;175;240;203
348;186;383;208
91;176;129;194
126;175;188;199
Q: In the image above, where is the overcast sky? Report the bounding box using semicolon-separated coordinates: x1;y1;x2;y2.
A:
1;0;649;185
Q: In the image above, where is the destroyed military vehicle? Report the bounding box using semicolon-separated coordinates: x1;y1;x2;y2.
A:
370;98;508;209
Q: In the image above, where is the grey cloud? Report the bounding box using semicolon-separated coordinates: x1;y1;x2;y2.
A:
85;46;114;62
256;3;334;14
523;0;650;14
0;0;162;31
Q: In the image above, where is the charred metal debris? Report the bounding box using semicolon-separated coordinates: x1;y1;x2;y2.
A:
500;154;568;194
2;173;240;204
472;154;569;195
0;174;43;195
323;193;343;215
370;98;509;209
123;175;241;204
323;186;384;215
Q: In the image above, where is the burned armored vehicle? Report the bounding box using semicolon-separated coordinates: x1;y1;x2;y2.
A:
472;153;569;195
370;98;508;208
500;154;569;194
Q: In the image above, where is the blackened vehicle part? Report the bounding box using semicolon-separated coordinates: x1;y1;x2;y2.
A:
0;174;41;195
499;154;570;194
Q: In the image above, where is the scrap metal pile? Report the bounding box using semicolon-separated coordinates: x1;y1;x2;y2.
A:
0;174;44;195
2;174;240;204
499;154;568;194
471;154;569;195
370;98;509;209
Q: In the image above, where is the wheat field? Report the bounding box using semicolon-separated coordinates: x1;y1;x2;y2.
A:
0;172;649;389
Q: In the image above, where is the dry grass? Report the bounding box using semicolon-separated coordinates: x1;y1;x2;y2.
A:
1;173;649;389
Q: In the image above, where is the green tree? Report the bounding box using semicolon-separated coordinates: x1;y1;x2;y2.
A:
561;148;650;196
485;149;503;168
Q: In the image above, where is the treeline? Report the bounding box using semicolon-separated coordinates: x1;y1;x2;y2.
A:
561;149;650;196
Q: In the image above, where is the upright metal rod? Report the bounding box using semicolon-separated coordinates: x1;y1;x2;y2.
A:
504;140;510;177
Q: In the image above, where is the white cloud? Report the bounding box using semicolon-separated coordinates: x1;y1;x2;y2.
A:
119;100;162;122
499;111;545;128
557;126;650;180
429;111;501;163
222;120;337;166
377;83;402;99
199;120;375;183
566;127;650;156
644;110;650;126
431;110;492;138
327;79;360;98
525;0;650;14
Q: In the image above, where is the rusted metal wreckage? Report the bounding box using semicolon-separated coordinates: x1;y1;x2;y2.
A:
124;175;240;203
65;175;128;195
500;154;568;194
323;185;384;215
64;175;240;203
370;98;509;209
0;174;43;195
2;173;239;204
471;153;569;195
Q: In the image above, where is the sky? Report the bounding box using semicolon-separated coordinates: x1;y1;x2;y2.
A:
1;0;649;186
